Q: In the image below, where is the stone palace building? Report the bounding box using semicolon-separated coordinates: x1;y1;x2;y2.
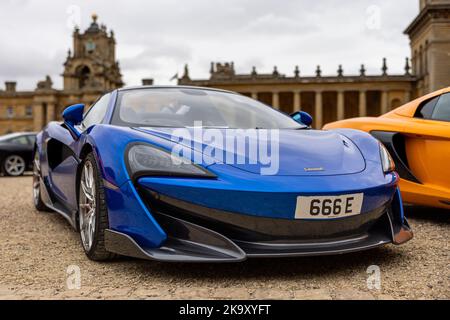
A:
0;0;449;133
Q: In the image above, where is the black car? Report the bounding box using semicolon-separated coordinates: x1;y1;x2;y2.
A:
0;132;36;176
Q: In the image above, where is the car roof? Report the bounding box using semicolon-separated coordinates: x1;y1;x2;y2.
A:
389;86;450;118
117;85;238;95
0;132;36;142
0;132;36;138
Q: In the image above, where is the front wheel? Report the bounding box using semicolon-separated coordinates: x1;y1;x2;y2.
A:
78;153;115;261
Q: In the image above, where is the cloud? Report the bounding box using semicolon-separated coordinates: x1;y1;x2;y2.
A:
121;41;192;71
242;13;320;36
0;0;419;89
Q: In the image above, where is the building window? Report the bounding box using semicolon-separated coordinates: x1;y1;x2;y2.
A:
76;65;91;89
25;106;33;117
6;106;14;119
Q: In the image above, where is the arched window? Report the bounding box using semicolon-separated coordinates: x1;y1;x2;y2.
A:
76;65;91;89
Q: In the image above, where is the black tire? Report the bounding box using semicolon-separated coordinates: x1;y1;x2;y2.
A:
78;152;115;261
0;159;4;176
32;151;50;212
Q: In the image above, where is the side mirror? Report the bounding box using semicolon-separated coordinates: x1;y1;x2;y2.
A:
291;111;313;127
62;104;84;138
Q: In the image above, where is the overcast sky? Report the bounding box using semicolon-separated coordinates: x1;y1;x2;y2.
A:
0;0;419;91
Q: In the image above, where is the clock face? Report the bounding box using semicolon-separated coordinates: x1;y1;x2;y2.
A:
85;41;96;53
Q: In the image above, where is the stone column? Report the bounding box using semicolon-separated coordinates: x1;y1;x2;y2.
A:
381;90;389;114
359;91;367;117
315;91;323;129
46;103;56;124
251;92;258;100
293;91;301;112
337;91;345;120
272;92;280;110
33;103;44;132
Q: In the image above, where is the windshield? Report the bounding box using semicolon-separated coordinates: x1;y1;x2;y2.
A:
112;88;305;129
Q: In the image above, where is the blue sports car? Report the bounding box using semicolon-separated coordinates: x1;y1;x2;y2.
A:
33;86;413;262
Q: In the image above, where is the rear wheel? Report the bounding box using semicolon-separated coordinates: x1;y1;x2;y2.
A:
3;155;26;176
78;153;115;261
32;151;49;211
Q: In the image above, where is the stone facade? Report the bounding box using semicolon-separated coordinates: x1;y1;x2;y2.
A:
179;1;450;128
1;2;449;133
406;0;450;95
0;15;123;135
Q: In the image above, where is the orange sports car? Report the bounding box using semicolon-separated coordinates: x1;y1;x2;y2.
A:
324;87;450;209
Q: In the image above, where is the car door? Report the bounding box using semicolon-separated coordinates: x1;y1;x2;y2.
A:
401;93;450;192
48;93;111;212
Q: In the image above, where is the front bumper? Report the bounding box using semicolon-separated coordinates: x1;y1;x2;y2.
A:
104;187;413;263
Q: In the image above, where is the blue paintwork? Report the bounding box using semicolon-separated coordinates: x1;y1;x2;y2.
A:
62;103;84;125
36;87;405;249
105;181;166;248
331;128;381;162
397;189;404;222
138;167;397;220
137;127;366;176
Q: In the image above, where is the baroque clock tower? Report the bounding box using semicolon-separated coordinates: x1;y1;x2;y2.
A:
62;14;123;91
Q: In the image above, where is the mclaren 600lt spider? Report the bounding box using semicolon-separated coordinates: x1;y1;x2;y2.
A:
33;86;412;262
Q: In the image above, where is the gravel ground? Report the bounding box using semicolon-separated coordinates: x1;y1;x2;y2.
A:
0;176;448;300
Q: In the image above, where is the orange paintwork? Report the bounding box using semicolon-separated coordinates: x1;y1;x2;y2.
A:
324;87;450;209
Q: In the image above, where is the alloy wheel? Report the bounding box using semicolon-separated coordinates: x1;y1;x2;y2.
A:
5;155;25;176
79;161;97;252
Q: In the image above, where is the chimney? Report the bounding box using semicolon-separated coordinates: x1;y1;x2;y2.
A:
5;81;17;92
142;78;154;86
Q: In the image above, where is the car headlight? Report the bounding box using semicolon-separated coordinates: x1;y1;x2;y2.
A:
126;143;216;180
379;142;395;173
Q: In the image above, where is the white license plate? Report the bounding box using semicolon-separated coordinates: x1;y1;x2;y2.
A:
295;193;364;219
